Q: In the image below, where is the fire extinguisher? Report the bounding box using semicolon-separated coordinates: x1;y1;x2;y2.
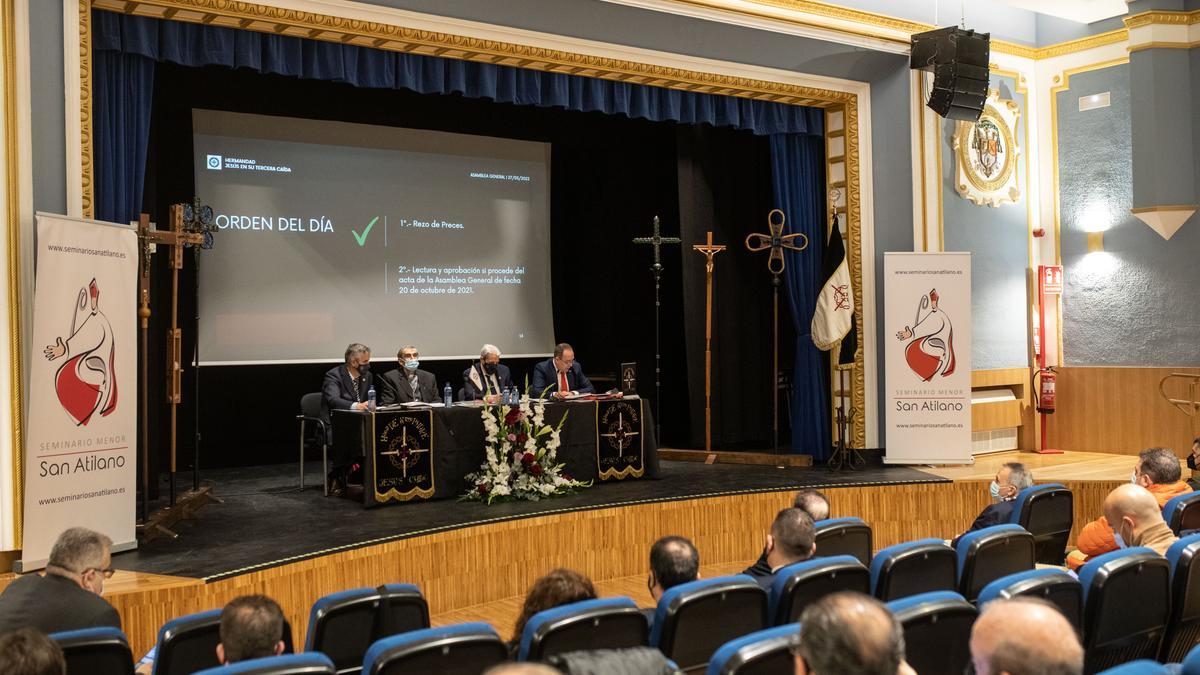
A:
1033;366;1057;414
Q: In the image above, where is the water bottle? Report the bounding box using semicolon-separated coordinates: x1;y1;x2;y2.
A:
443;382;453;407
501;386;511;405
366;386;376;412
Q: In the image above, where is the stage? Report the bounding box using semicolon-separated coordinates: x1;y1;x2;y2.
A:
7;451;1131;657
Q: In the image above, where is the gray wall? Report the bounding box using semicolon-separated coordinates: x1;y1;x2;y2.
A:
941;73;1030;370
1058;63;1200;366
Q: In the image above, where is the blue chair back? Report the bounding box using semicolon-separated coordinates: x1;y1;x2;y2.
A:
1097;660;1172;674
194;653;335;675
886;591;977;675
706;623;797;675
1079;547;1171;673
767;555;868;626
978;568;1083;634
517;596;647;661
1184;640;1200;675
813;517;872;565
1164;492;1200;535
1161;533;1200;662
361;622;507;675
151;608;223;675
650;575;767;673
305;584;429;674
50;627;134;675
869;538;956;601
955;524;1035;603
1009;483;1073;565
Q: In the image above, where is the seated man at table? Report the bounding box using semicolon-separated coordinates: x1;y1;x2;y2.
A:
379;345;439;405
531;343;594;399
322;342;373;494
463;344;514;402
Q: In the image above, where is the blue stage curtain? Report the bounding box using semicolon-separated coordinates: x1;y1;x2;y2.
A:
770;134;830;458
93;48;155;225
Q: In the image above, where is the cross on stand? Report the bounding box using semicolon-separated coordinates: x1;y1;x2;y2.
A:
744;209;808;455
692;231;725;452
632;216;682;443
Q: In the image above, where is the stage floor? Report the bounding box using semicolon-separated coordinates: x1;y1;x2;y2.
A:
116;459;946;580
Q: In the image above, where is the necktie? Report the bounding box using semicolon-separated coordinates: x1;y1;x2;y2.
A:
559;370;569;393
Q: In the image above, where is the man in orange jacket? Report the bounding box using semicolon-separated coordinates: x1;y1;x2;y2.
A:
1067;447;1191;570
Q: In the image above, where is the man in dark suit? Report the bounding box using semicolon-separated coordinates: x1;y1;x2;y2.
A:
322;343;373;494
530;343;595;399
951;462;1033;548
746;488;829;577
744;508;817;590
463;344;513;401
0;527;120;634
378;345;439;405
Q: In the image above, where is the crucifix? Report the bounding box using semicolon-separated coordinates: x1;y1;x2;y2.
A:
745;209;809;454
692;231;725;452
632;216;681;442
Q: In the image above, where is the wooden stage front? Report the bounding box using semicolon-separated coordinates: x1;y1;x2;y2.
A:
2;451;1137;656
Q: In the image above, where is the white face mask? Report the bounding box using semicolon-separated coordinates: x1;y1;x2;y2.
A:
1114;531;1127;549
1131;470;1139;485
989;480;1002;503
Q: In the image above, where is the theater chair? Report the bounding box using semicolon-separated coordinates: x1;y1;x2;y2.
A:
706;623;798;675
1163;492;1200;536
194;653;335;675
886;591;977;675
977;568;1083;633
305;584;430;674
869;538;956;602
813;517;872;566
1097;661;1173;674
1184;642;1200;674
1160;534;1200;662
1008;483;1073;565
516;596;647;661
1079;547;1171;673
297;392;329;494
548;647;679;673
649;575;767;674
360;622;508;674
151;607;224;674
50;626;135;675
954;524;1035;603
767;555;869;626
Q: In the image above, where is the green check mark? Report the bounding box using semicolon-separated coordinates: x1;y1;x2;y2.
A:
352;216;379;246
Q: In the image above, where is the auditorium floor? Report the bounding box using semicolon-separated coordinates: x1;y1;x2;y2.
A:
116;459;945;580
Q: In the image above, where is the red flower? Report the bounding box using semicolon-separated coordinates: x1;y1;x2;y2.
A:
563;472;574;482
521;452;535;465
477;483;490;494
504;408;523;425
516;432;528;443
530;463;544;476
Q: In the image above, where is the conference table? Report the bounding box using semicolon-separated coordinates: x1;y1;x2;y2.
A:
332;396;661;507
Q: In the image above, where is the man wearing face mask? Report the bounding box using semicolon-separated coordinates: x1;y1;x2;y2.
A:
951;462;1032;548
1185;437;1200;491
378;345;439;405
1068;447;1189;569
1100;483;1178;556
463;344;513;402
322;343;373;495
0;527;120;633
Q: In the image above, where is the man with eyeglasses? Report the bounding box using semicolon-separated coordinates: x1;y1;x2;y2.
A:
0;527;120;633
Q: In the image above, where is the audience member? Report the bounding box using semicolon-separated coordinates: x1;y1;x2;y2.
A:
0;628;66;675
1068;447;1188;569
1186;437;1200;491
217;595;286;664
485;664;563;675
951;462;1032;547
510;569;596;655
648;536;700;602
747;490;829;576
969;597;1083;675
792;591;914;675
1098;483;1178;557
744;508;816;588
0;527;120;633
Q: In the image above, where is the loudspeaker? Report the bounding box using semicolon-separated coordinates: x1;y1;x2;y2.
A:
910;26;990;122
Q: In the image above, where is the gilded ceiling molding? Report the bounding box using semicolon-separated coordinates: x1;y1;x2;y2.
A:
1123;10;1200;30
79;0;93;220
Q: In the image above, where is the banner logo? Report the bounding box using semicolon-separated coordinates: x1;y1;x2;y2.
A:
597;399;644;480
895;288;957;382
372;410;435;502
44;279;118;426
206;154;222;170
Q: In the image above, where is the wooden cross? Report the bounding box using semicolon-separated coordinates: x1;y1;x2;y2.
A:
632;215;682;273
744;209;809;455
693;231;725;452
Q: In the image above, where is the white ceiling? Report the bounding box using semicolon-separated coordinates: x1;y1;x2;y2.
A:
993;0;1128;24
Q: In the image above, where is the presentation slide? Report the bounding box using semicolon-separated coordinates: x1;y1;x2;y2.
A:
192;109;553;364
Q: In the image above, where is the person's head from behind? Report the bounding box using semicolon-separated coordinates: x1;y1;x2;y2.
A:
511;569;596;643
0;628;65;675
217;595;285;664
766;508;816;570
969;597;1082;675
648;536;699;601
47;527;113;596
992;462;1033;503
793;489;829;521
484;664;562;675
1103;483;1168;548
794;592;904;675
1133;447;1182;488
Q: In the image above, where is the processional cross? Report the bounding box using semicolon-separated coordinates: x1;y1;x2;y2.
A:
632;216;682;442
744;209;808;455
692;231;725;452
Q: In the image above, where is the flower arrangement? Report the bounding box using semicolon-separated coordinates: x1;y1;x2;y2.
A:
461;392;590;504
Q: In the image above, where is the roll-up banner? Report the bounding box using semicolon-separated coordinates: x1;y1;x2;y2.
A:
18;213;139;571
884;252;973;465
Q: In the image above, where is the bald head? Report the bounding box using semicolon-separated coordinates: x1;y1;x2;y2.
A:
1103;483;1167;548
970;598;1082;675
796;592;904;675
